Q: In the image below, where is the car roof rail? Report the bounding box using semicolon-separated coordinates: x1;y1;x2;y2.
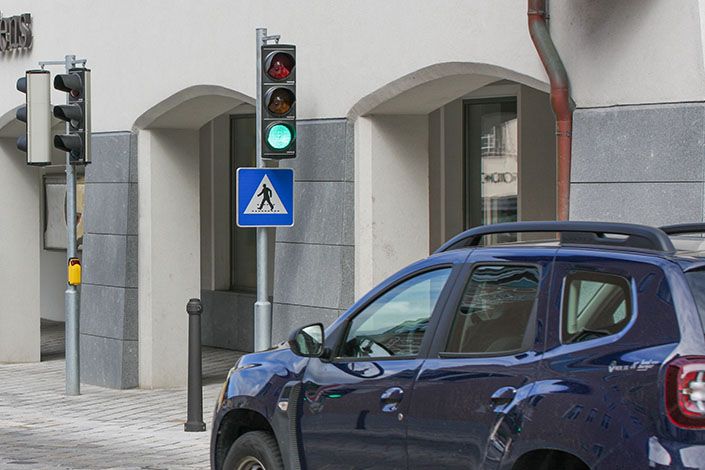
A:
435;221;676;254
660;223;705;236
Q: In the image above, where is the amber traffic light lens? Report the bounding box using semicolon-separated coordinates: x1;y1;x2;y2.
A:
266;52;295;80
267;88;295;116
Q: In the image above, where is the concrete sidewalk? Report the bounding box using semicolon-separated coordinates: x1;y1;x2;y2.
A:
0;323;243;469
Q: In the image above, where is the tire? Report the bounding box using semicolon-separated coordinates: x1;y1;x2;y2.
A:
222;431;283;470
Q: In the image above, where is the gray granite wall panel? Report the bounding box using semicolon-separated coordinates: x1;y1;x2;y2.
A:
571;103;705;226
201;290;255;352
280;119;348;181
80;334;138;389
271;119;353;342
275;181;348;245
82;234;129;287
273;243;353;310
84;183;137;235
85;132;132;183
570;182;703;226
80;284;138;341
572;104;705;183
271;303;341;345
80;132;139;389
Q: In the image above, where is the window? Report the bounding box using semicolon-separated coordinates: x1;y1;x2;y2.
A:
446;265;539;355
562;272;632;344
685;270;705;335
464;98;518;241
339;268;452;359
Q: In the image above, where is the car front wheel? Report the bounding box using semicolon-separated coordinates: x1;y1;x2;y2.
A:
223;431;283;470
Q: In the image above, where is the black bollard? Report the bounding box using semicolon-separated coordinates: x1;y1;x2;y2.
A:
185;298;206;432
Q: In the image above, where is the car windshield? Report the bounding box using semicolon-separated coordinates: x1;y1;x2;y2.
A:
684;270;705;334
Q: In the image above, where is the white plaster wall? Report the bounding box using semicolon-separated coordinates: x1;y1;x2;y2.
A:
551;0;705;107
138;129;200;388
0;138;40;362
355;115;429;298
40;249;65;322
2;0;702;129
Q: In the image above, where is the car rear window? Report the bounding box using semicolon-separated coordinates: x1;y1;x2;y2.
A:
684;270;705;334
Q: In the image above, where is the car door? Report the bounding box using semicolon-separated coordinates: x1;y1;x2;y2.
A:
298;264;459;470
517;251;683;469
405;247;556;469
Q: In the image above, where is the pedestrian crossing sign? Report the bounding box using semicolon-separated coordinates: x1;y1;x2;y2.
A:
236;168;294;227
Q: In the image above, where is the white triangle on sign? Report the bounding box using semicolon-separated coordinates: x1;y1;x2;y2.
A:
244;175;289;215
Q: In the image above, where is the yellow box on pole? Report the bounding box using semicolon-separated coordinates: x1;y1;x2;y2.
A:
68;258;81;286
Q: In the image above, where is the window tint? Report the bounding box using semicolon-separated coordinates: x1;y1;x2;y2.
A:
446;265;540;354
562;272;631;344
339;268;452;359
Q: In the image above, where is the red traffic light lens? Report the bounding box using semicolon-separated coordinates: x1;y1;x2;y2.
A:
267;88;295;116
266;52;295;80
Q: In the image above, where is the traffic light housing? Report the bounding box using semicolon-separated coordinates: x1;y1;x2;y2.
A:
16;70;52;166
53;67;91;164
261;44;296;159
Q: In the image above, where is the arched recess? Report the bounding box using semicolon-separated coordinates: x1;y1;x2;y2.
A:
0;106;41;362
349;62;554;298
134;85;254;388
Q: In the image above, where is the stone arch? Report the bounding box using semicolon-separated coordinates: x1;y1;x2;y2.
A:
348;62;549;119
348;62;554;298
132;85;255;388
134;85;255;131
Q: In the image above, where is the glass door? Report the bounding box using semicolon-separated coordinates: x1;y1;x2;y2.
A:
463;98;518;240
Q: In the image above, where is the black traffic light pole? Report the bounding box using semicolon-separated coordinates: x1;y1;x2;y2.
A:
37;54;87;396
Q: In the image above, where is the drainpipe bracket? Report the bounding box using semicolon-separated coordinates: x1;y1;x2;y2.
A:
528;9;547;18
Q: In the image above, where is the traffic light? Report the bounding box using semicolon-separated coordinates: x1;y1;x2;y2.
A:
53;67;91;164
261;44;296;159
16;70;52;166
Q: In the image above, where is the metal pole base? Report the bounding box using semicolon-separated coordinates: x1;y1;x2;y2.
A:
254;300;272;352
184;421;206;432
65;286;80;396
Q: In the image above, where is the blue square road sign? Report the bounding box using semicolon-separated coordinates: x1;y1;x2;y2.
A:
236;168;295;227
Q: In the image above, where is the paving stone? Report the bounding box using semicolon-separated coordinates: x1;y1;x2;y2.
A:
0;322;244;469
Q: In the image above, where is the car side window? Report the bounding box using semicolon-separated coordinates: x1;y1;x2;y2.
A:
562;272;632;344
445;265;540;355
338;268;452;360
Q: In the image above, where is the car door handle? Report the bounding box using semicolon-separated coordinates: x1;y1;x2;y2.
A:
380;386;404;413
490;386;517;408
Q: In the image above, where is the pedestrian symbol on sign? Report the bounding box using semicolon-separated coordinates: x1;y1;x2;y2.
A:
244;175;289;215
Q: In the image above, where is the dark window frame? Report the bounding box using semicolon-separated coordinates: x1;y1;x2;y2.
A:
439;262;541;359
332;265;455;363
462;96;518;230
559;270;633;345
230;113;257;293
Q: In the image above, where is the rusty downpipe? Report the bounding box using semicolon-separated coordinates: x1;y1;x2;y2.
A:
528;0;573;221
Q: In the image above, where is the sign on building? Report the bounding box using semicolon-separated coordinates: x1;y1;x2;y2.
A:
236;168;294;227
0;13;32;52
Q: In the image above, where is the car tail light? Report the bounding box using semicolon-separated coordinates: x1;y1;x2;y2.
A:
665;356;705;429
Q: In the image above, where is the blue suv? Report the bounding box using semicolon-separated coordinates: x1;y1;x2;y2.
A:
211;221;705;470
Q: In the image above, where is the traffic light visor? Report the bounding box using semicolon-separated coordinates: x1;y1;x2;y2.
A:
266;52;295;80
266;123;294;150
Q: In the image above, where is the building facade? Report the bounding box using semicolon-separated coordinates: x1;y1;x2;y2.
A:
1;0;705;389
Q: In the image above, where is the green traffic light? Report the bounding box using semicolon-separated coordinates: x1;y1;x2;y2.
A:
266;123;293;150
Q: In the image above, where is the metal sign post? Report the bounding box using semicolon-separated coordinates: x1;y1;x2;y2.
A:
255;28;270;352
37;54;87;396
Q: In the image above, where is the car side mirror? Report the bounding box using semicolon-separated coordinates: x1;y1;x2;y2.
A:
288;323;325;358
